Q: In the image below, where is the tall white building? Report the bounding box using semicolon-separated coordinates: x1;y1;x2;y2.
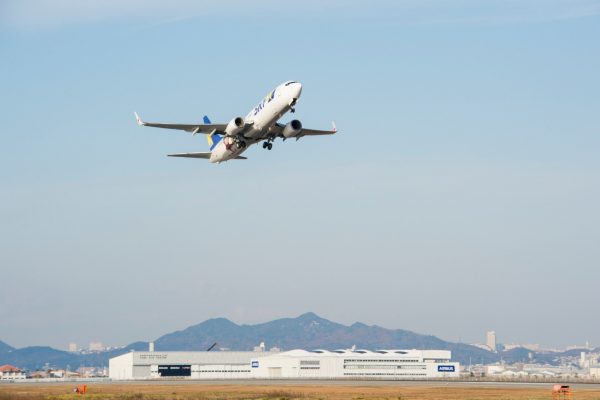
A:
68;343;77;352
486;331;497;352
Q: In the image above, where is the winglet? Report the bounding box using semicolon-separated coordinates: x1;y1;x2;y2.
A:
134;112;145;126
332;121;337;132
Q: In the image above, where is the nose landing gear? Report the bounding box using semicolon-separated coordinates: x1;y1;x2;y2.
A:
290;98;297;113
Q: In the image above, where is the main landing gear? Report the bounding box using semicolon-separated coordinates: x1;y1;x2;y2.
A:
263;136;275;150
236;139;247;149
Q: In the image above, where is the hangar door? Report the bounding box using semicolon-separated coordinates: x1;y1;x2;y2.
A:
158;365;191;377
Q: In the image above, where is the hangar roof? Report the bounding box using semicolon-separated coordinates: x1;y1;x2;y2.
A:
265;349;452;359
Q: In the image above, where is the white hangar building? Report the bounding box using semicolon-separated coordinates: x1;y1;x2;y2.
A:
253;349;459;379
109;350;271;380
109;348;459;380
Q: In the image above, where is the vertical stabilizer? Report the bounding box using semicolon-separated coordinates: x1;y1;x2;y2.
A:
204;115;223;150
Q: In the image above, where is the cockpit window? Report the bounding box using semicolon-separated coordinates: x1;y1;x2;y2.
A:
284;81;297;86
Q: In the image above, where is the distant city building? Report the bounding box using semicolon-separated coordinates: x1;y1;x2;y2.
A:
0;365;26;380
503;343;543;352
89;342;104;352
485;364;505;375
566;343;593;351
253;342;266;352
68;343;77;352
77;366;106;377
481;363;581;378
49;369;65;378
486;331;497;352
590;366;600;378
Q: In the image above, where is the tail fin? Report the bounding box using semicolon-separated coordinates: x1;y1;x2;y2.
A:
204;115;223;150
207;132;222;150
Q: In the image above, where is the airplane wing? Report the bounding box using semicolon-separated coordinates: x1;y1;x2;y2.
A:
168;152;247;160
274;121;337;137
301;126;337;136
135;112;226;134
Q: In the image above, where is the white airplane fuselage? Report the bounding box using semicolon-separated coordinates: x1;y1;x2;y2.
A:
209;82;302;163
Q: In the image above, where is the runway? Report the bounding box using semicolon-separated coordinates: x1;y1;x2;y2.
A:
4;379;600;389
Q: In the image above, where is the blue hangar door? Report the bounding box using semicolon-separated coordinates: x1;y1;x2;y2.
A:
158;365;191;377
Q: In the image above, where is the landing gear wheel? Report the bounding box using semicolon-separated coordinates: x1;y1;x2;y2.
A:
263;137;275;150
238;141;246;149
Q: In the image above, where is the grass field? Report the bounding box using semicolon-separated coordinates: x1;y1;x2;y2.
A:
2;383;600;400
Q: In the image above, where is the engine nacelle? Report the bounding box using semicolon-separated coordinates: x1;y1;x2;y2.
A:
225;117;245;136
282;119;302;138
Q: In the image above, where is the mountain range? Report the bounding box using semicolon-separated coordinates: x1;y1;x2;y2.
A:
0;312;589;370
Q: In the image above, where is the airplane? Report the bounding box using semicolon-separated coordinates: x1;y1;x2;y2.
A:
134;81;336;163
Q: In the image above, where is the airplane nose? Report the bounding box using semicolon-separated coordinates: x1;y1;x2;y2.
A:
294;83;302;98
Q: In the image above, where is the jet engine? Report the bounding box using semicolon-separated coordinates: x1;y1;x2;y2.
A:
282;119;302;138
225;117;245;136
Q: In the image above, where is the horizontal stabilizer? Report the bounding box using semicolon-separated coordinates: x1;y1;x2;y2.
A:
167;152;247;160
168;152;211;159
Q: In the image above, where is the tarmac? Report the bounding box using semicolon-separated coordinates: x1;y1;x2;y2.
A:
4;379;600;389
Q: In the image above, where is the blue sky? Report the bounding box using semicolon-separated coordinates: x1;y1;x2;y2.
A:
1;0;599;350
